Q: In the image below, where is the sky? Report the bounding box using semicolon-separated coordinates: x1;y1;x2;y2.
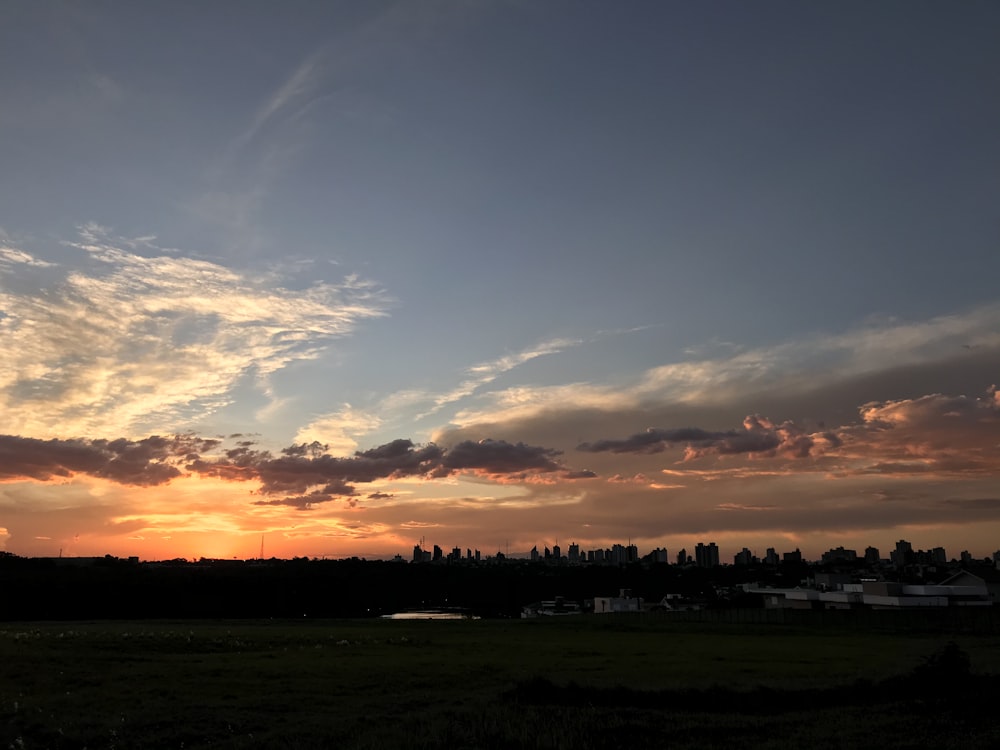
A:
1;1;998;562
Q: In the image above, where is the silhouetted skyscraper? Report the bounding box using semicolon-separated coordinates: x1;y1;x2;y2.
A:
695;542;719;568
782;548;802;564
610;544;626;565
892;539;912;569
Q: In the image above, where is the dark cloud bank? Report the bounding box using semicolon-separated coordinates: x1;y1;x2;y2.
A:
0;434;219;485
577;417;841;460
4;386;997;515
0;434;584;509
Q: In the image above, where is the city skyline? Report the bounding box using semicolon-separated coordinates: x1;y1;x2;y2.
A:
2;3;999;562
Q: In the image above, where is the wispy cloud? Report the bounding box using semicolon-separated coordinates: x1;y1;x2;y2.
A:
202;2;470;257
0;246;56;269
233;48;329;152
444;304;1000;429
0;227;387;438
416;337;583;419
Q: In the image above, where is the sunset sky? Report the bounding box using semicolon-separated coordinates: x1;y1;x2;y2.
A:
2;1;998;562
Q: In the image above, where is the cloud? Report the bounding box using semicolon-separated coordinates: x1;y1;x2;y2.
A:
247;439;445;498
579;428;736;455
181;435;577;507
392;307;1000;556
227;0;450;156
416;338;583;419
0;434;218;486
362;338;587;431
608;473;652;484
294;405;383;457
941;498;1000;510
574;385;1000;478
4;275;998;557
445;304;1000;431
0;246;56;269
234;47;328;151
202;2;480;258
833;387;1000;477
440;439;563;476
0;226;387;438
577;418;823;461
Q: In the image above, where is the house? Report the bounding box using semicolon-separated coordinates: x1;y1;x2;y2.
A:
521;596;582;618
593;588;643;614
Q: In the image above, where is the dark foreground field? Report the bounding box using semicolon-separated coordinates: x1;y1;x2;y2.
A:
3;617;1000;749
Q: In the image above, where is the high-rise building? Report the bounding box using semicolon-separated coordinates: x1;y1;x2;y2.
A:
734;548;753;566
864;546;880;565
892;539;913;569
821;547;857;564
765;548;779;566
695;542;719;568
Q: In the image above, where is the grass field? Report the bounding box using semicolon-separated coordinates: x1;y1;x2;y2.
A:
3;616;1000;749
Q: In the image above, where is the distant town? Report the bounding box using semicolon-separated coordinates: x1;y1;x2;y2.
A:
403;538;1000;569
3;534;1000;622
7;537;1000;569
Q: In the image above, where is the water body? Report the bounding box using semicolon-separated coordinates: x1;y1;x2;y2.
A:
380;610;479;620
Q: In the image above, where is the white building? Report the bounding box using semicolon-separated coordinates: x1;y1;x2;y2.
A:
593;588;643;614
752;574;992;609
